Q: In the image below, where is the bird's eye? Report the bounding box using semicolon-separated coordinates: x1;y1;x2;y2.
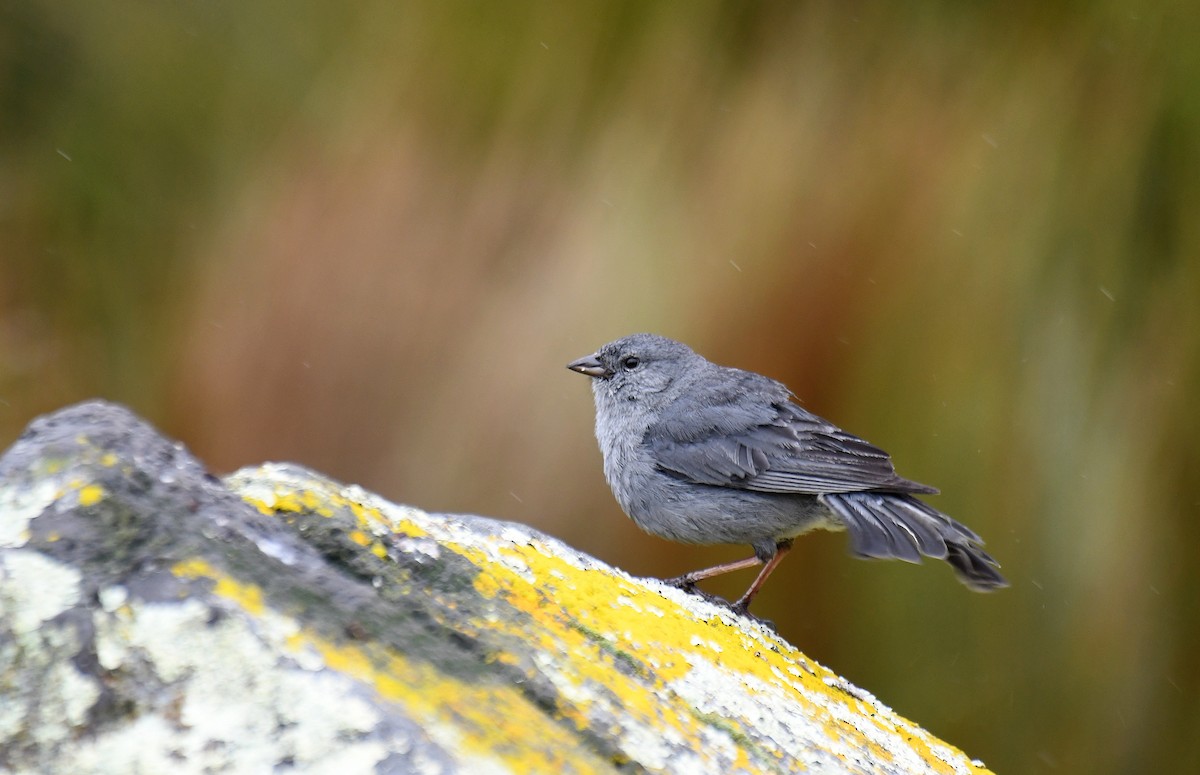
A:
622;356;641;370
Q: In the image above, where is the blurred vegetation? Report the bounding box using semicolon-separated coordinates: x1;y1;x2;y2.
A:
2;1;1198;771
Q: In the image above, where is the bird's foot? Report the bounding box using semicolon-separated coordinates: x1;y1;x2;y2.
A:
663;574;699;592
661;575;728;605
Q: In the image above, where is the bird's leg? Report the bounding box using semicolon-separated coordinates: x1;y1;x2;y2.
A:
730;539;794;615
664;555;764;592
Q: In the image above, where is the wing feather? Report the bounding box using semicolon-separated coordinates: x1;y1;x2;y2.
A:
646;370;936;496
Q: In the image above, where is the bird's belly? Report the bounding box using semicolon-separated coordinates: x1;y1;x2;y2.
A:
612;466;834;548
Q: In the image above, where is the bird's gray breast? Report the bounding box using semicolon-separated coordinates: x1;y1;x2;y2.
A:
594;402;653;509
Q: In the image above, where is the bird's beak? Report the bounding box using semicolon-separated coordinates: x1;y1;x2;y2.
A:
567;353;611;378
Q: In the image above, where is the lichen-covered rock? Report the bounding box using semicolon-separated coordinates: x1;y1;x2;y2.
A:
0;400;994;774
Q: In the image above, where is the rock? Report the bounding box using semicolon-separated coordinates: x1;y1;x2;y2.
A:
0;400;992;774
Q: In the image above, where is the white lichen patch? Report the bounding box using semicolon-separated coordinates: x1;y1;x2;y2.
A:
637;601;668;618
617;722;673;770
614;595;640;610
1;651;102;755
0;553;100;757
43;660;100;732
0;479;59;548
80;596;392;773
0;550;83;633
97;584;128;612
394;535;441;560
71;715;207;775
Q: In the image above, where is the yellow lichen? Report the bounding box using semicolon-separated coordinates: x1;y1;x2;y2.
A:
172;558;265;616
78;484;105;507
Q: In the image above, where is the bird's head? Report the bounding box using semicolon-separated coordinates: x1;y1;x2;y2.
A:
567;333;698;413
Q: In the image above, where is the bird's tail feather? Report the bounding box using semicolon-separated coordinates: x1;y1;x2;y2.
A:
820;492;1008;591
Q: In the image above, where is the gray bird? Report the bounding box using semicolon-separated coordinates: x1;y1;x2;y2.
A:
567;333;1007;614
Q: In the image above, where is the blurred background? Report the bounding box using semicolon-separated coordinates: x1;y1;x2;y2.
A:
2;1;1197;771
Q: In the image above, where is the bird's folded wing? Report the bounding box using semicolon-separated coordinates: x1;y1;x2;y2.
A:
646;394;937;496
